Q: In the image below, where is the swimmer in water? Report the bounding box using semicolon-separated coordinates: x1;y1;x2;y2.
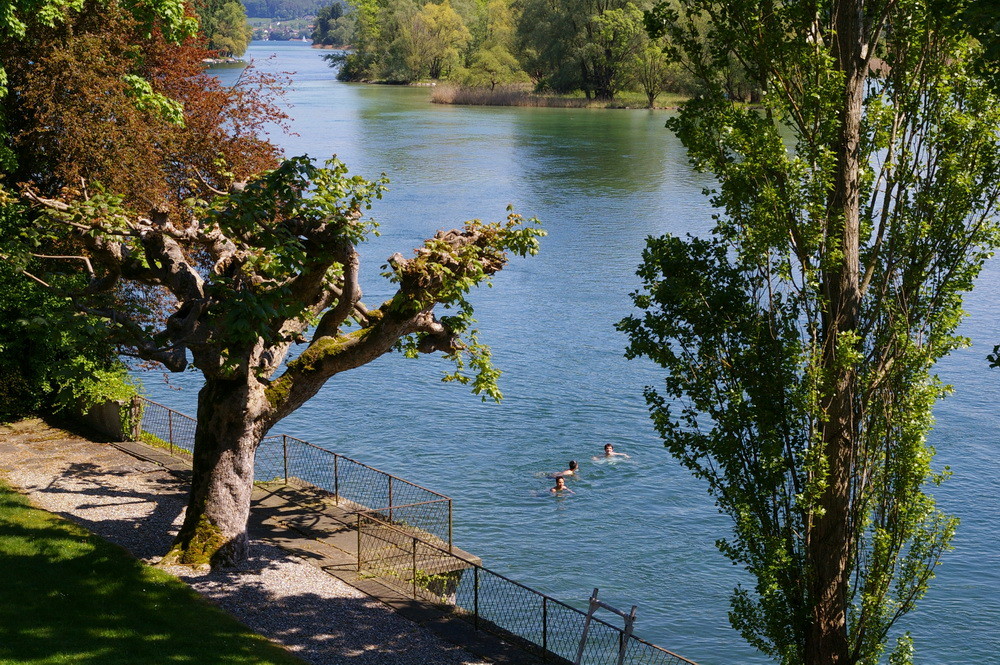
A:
550;460;579;478
550;476;574;494
593;443;630;460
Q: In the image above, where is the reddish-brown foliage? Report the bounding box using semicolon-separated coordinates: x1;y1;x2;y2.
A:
2;0;288;213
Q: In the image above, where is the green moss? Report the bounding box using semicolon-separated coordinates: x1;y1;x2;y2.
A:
288;328;371;373
265;375;292;409
139;430;192;456
267;327;377;409
164;513;227;566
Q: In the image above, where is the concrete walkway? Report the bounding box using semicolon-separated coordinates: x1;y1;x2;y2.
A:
0;418;542;665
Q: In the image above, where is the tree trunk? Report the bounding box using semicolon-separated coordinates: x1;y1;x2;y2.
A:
163;376;271;568
806;2;865;663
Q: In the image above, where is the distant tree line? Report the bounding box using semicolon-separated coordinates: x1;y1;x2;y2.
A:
243;0;329;20
317;0;713;103
197;0;252;56
312;2;353;46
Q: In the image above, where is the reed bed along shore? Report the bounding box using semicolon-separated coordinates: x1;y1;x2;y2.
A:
430;84;685;109
431;84;589;107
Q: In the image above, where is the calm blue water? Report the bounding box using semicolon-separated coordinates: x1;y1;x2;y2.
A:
140;42;1000;664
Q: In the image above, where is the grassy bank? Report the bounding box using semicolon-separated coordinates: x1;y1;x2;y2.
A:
0;478;307;665
430;84;689;109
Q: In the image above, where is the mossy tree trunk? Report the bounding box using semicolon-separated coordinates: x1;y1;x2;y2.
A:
164;377;270;567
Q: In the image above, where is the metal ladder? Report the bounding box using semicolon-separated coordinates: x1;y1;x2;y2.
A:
574;588;637;665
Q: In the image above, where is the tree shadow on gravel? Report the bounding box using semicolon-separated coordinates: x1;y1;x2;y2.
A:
33;461;190;560
179;546;483;665
8;455;484;664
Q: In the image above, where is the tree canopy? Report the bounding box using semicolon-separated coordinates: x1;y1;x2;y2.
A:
312;2;353;46
325;0;686;99
621;1;1000;664
242;0;328;19
195;0;253;57
0;0;284;420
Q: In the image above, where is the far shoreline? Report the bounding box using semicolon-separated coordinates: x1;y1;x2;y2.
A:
304;42;689;110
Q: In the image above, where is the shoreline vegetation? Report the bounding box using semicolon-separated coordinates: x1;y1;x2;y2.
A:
429;83;687;109
218;46;688;109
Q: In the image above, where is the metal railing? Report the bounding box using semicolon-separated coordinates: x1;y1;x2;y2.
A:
137;397;197;456
357;511;697;665
256;434;453;546
137;397;453;547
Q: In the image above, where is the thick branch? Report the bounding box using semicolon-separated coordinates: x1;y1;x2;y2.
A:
266;312;418;424
312;241;363;340
78;303;188;371
266;224;508;423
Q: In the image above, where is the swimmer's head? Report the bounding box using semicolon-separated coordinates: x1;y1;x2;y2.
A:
569;460;578;470
604;444;613;453
554;477;566;489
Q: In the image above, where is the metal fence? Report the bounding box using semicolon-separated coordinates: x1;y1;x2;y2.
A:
137;397;453;547
357;511;697;665
137;397;197;456
256;433;453;546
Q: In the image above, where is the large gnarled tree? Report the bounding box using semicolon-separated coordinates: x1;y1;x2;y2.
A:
623;2;1000;664
26;156;542;566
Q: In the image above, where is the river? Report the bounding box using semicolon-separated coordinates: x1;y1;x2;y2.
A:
139;41;1000;664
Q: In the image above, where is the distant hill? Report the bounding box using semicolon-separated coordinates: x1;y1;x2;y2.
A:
241;0;328;20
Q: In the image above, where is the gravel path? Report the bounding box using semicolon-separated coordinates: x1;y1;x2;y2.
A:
0;419;489;665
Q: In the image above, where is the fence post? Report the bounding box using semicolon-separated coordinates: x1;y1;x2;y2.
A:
356;513;362;572
574;588;600;665
388;476;394;522
412;536;418;598
448;500;453;552
473;566;480;630
282;435;289;485
617;605;637;665
167;410;174;456
129;396;142;440
542;596;549;661
334;454;340;505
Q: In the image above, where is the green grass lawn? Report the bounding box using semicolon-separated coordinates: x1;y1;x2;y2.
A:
0;479;308;665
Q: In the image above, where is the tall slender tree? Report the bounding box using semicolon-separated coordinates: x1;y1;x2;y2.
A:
623;2;1000;663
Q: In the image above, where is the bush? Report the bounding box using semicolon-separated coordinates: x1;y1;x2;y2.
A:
0;201;138;422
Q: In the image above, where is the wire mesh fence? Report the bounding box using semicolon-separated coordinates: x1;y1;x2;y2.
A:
357;511;697;665
138;398;453;547
136;397;197;456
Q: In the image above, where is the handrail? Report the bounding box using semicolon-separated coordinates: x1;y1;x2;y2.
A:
276;434;450;501
138;396;453;547
357;509;698;665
